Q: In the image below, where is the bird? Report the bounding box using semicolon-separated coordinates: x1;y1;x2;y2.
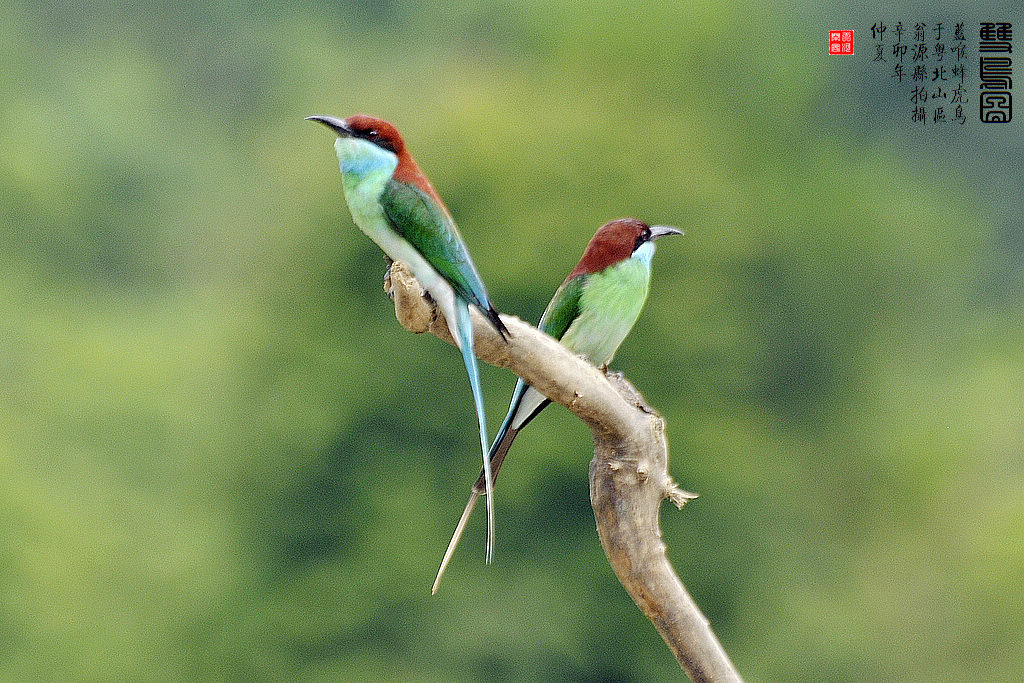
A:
432;218;683;593
307;113;509;564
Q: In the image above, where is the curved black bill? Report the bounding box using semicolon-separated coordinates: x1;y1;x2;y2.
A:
305;115;352;137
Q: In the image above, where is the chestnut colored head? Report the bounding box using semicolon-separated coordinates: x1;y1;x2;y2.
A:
306;113;444;206
339;114;407;156
568;219;682;279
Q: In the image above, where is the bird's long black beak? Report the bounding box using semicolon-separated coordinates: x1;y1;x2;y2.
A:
305;115;352;137
649;225;684;240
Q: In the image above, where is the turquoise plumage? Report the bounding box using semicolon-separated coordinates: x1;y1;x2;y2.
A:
308;114;508;564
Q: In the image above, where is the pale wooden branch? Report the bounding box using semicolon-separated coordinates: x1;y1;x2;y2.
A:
386;262;741;682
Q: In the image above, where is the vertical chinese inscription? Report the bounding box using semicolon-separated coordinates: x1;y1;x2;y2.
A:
931;23;947;123
980;22;1013;122
952;22;968;124
871;19;969;125
911;22;929;123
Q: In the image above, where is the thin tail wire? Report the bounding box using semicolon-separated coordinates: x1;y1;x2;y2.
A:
431;491;479;594
470;400;520;492
433;393;523;593
455;300;495;565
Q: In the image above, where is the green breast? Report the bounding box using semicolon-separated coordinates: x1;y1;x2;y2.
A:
559;256;652;367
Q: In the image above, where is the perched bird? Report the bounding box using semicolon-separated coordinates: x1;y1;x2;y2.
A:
307;114;509;563
432;218;682;593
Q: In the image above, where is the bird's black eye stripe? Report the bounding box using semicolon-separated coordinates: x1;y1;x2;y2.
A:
357;128;396;153
633;228;651;252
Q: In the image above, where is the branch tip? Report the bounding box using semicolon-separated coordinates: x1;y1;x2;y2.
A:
668;486;700;510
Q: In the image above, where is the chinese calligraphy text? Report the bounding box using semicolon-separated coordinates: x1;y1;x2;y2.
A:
980;22;1012;122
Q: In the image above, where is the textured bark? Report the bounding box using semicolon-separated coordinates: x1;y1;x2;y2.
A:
386;262;741;681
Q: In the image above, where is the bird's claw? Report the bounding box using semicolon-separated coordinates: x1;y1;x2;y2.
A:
383;258;395;300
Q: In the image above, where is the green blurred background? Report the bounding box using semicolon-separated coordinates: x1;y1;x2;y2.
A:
2;0;1021;680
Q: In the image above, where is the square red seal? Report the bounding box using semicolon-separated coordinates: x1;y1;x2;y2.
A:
829;29;854;55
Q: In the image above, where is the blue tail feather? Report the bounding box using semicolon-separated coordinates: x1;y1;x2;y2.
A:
454;299;495;564
489;382;521;460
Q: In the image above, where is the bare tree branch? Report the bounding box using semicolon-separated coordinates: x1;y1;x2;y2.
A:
386;262;742;682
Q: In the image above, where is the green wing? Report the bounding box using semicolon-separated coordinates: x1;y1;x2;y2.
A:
538;274;585;341
380;178;492;311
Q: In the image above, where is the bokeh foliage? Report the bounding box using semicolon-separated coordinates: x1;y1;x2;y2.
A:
1;0;1021;680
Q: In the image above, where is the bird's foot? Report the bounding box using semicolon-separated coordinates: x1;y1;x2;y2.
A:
604;368;626;382
383;258;396;300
